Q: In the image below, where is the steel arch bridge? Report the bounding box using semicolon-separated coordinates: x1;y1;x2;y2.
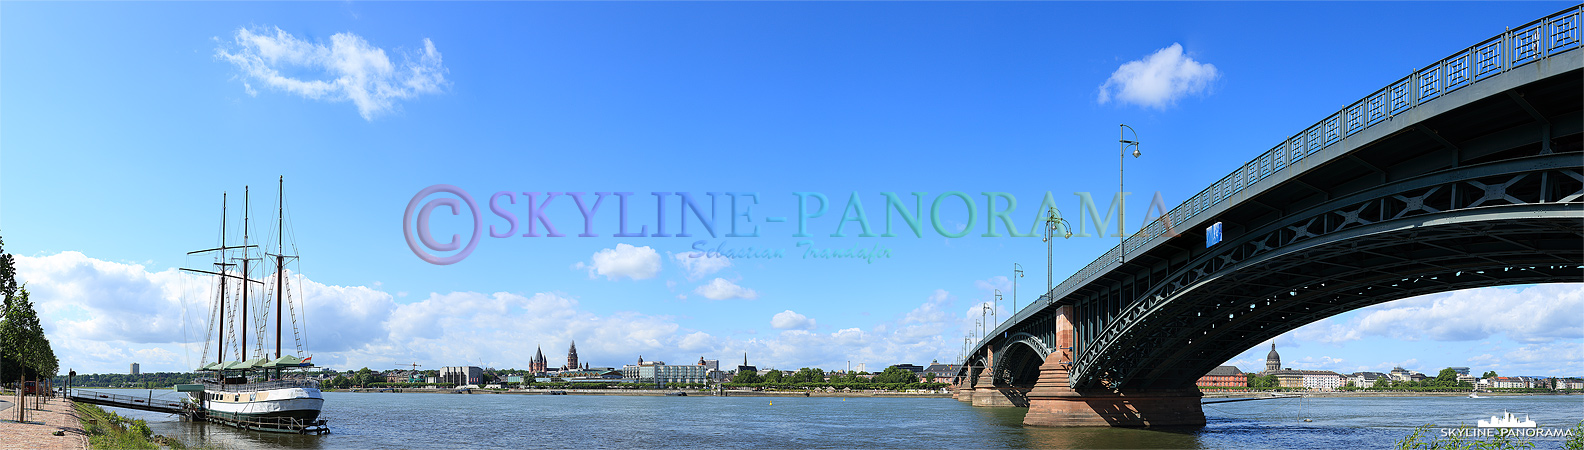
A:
956;5;1584;427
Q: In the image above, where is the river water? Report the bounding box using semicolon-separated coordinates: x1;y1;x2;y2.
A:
90;390;1582;449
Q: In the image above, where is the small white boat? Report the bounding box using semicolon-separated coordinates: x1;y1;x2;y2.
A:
1468;393;1485;398
1478;411;1536;428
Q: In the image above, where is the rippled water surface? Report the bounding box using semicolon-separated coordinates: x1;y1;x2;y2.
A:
91;390;1583;449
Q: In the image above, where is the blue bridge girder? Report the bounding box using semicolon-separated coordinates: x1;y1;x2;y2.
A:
963;5;1584;393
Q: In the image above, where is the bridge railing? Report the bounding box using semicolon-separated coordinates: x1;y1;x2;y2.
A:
202;378;320;392
1055;4;1580;309
975;4;1582;363
71;389;185;413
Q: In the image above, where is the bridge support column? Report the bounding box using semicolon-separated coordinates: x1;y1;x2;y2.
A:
1022;305;1204;426
969;343;1023;407
953;376;973;402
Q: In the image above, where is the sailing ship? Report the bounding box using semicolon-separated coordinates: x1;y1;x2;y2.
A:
175;177;326;434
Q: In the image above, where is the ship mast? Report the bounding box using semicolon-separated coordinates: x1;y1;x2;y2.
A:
242;186;249;361
182;192;262;367
275;177;284;358
219;193;227;365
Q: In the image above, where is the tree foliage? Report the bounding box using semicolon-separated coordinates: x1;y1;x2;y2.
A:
1;235;58;383
788;367;826;383
1245;374;1280;388
731;370;763;384
872;366;919;384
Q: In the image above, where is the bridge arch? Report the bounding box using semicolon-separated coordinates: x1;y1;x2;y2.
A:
1071;154;1582;389
991;332;1052;387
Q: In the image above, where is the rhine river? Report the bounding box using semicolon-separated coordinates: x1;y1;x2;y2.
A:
93;390;1581;449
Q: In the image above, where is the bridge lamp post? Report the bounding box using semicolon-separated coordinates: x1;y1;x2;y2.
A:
993;290;1003;326
1042;207;1073;305
1119;123;1141;263
1012;263;1024;314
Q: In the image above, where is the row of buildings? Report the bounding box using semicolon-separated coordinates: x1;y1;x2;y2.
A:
1195;344;1583;391
371;342;962;387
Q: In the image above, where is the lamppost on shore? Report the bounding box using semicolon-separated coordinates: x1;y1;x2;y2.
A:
1119;124;1141;263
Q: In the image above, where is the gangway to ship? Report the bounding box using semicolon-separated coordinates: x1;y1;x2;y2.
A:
67;388;329;434
67;389;185;415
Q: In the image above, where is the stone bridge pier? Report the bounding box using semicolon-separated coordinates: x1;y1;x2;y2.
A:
1023;305;1205;427
966;305;1207;427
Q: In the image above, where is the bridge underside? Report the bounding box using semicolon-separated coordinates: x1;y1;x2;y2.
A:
954;10;1584;426
1094;202;1582;390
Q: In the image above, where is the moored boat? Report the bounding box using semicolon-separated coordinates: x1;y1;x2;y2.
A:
178;178;326;434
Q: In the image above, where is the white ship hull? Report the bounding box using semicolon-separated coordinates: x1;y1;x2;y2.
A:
200;386;324;422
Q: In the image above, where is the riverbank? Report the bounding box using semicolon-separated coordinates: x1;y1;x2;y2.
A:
1202;391;1582;398
0;397;86;450
331;388;952;398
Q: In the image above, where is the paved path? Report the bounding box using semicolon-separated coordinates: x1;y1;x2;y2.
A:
0;397;87;450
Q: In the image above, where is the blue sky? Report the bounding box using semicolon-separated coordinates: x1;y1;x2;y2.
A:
2;1;1578;377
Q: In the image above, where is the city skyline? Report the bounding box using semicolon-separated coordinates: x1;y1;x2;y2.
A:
3;2;1580;377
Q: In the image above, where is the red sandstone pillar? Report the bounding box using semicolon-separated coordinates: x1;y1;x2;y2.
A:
1023;305;1206;427
970;343;1021;407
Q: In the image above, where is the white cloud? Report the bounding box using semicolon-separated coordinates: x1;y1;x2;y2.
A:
17;252;977;374
902;289;952;324
216;26;448;120
578;244;661;281
671;251;732;281
1299;284;1583;344
694;278;758;300
771;310;816;330
1098;43;1219;109
974;276;1011;293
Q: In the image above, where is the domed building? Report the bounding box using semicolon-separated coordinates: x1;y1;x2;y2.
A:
1265;343;1281;372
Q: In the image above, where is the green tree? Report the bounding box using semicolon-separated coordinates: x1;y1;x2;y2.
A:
763;370;784;383
789;368;826;383
874;366;919;384
1483;370;1498;379
353;367;375;387
1;235;58;383
1434;368;1459;387
731;370;763;384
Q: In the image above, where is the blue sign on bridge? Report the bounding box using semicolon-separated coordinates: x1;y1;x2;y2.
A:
1205;222;1223;248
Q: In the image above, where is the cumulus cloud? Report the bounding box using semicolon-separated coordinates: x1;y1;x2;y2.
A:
216;26;448;120
1098;43;1219;109
903;289;952;325
577;244;661;281
671;251;732;281
771;310;816;330
18;252;979;374
694;278;758;300
1297;284;1583;344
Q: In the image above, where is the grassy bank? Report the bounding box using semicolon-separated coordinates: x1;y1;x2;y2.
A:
73;402;189;449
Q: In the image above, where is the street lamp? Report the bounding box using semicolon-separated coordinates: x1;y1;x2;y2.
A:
1042;207;1073;306
981;304;992;336
993;290;1002;326
1012;263;1024;315
1119;124;1141;263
